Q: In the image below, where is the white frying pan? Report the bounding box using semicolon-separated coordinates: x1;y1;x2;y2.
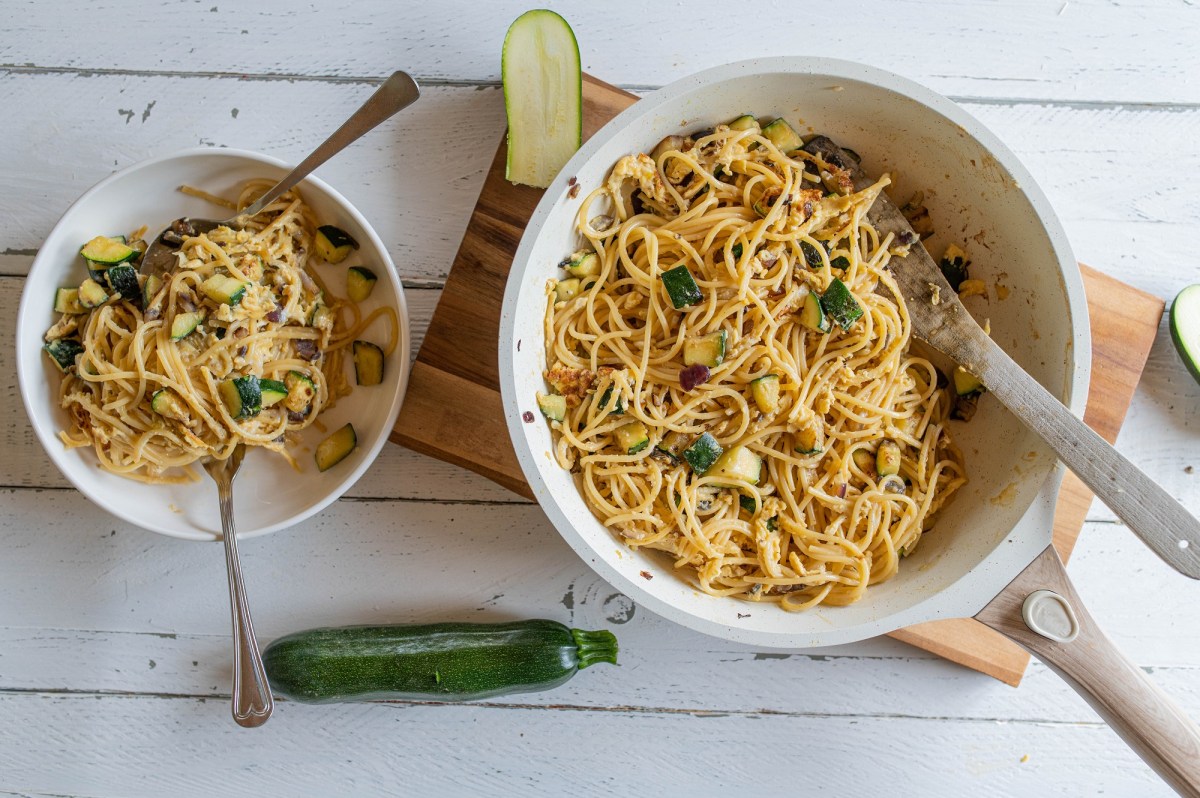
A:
498;58;1200;794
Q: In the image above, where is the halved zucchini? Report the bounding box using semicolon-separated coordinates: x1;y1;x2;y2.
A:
43;338;84;372
682;432;723;475
284;371;316;415
562;250;600;279
315;423;357;471
170;311;204;340
346;266;377;302
821;278;863;329
554;278;582;302
683;329;727;368
260;378;289;408
750;374;781;414
150;388;188;421
708;445;762;487
352;340;384;386
80;235;136;265
315;225;359;264
200;274;249;306
54;287;84;315
218;375;262;419
660;265;702;309
77;278;109;309
536;392;567;421
799;290;830;333
613;420;650;454
761;119;803;153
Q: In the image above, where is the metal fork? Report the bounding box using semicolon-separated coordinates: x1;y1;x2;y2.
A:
203;443;273;727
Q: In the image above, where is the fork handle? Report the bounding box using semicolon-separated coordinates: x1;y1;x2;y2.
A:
216;481;274;727
239;70;420;218
964;330;1200;577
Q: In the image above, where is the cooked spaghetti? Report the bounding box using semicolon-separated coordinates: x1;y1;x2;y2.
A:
42;180;397;483
537;117;967;610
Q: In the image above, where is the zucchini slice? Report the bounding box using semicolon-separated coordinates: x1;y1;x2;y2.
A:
852;447;877;476
346;266;377;302
876;439;901;477
761;118;803;153
502;9;582;188
150;388;188;421
597;383;624;415
104;264;141;309
953;366;985;397
800;241;825;270
315;423;357;472
536;392;567;421
940;244;970;292
1171;284;1200;386
799;290;830;333
820;278;863;329
43;338;84;372
660;266;703;309
143;274;163;309
78;278;109;309
794;424;822;455
554;278;582;303
170;311;204;340
200;274;249;306
54;287;84;315
708;445;762;487
315;225;359;264
218;375;262;419
654;430;690;462
682;432;723;475
613;420;650;454
284;370;316;415
750;374;781;414
682;330;727;368
727;114;760;135
80;235;136;265
352;340;385;386
562;250;600;279
260;378;289;408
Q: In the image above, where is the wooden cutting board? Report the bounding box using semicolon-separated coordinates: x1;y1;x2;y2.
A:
391;74;1164;686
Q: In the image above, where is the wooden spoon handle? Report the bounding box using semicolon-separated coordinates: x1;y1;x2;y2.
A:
976;545;1200;797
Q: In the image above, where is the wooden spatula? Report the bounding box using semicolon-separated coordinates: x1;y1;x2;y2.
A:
802;135;1200;578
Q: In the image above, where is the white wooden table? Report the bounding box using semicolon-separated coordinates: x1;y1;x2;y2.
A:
3;2;1199;795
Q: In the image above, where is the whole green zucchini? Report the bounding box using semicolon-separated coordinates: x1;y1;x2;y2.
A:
263;619;618;704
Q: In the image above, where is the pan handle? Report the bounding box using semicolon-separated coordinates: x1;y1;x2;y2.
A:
975;545;1200;797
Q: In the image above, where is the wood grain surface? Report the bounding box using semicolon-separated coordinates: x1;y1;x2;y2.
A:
391;74;1164;685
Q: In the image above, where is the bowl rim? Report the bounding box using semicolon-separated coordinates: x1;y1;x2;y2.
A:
16;146;411;542
499;56;1091;647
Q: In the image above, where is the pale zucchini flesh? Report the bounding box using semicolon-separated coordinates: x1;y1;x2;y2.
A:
1171;284;1200;385
502;10;582;188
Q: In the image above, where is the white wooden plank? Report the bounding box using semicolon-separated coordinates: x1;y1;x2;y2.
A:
0;691;1178;798
2;0;1198;105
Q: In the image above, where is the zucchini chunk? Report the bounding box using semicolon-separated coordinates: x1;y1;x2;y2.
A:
54;287;84;315
218;375;262;419
750;374;781;414
682;329;727;368
352;340;385;386
660;265;702;309
284;370;316;415
315;423;357;472
800;241;825;270
739;494;758;515
820;278;863;329
554;278;582;303
597;383;625;415
852;447;877;476
536;392;567;421
78;279;109;309
315;225;359;264
150;388;188;421
169;311;204;340
953;366;985;397
727;114;761;135
654;429;690;463
562;250;600;279
682;432;723;475
309;301;335;330
43;338;84;372
939;244;970;292
143;274;163;309
709;445;762;487
799;290;830;333
200;274;249;306
104;264;142;309
80;235;136;265
260;378;289;408
876;439;901;477
1171;284;1200;385
828;255;850;272
613;420;650;454
761;118;803;153
794;423;822;455
346;266;377;302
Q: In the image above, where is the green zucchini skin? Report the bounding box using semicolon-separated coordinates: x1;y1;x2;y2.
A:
263;619;618;704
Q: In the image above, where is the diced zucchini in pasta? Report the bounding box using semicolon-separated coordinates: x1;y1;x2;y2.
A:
750;374;780;414
613;420;649;454
708;445;762;487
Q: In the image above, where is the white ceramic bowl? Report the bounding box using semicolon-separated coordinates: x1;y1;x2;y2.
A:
500;58;1090;648
17;148;410;541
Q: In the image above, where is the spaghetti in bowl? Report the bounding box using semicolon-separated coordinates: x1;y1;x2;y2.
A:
500;58;1088;648
17;148;410;540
